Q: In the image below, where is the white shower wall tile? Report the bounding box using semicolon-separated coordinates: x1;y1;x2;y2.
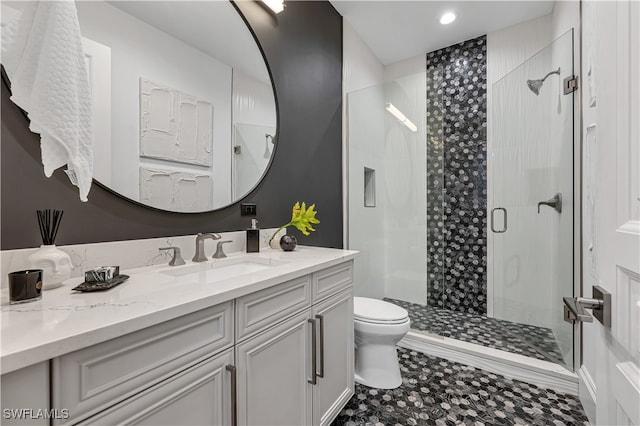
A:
0;228;285;289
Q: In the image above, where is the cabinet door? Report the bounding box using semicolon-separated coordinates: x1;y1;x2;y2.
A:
78;348;234;425
312;288;354;426
236;310;313;426
0;362;50;426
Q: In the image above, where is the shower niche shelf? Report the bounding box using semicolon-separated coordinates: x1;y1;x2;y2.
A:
364;167;376;207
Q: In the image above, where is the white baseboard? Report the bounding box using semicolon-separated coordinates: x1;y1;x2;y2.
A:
399;330;579;396
578;366;596;424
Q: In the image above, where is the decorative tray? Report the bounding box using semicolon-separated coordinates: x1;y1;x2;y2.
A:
71;275;130;292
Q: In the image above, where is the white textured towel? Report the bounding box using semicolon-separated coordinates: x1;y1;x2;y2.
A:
2;0;93;201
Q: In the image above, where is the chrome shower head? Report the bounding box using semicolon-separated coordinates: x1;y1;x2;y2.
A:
527;79;544;95
526;67;561;95
264;134;274;159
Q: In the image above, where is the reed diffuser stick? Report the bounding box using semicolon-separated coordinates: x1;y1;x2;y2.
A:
36;209;64;245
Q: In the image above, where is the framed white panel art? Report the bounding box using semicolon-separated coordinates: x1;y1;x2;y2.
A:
139;78;213;166
139;167;213;212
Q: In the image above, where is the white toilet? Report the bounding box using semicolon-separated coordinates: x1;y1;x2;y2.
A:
353;297;410;389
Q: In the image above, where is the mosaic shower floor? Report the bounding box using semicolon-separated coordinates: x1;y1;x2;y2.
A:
332;348;588;426
384;298;565;365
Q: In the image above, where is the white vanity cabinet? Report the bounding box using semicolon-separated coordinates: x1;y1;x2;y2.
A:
1;255;355;426
235;261;354;426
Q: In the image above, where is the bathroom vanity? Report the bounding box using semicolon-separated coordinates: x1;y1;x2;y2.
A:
0;246;356;426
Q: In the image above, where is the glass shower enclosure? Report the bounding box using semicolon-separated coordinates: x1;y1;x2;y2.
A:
347;30;576;370
490;30;575;368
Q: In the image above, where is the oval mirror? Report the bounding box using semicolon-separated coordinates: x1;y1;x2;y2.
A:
71;0;276;212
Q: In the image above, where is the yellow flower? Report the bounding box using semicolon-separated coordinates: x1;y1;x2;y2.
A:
270;201;320;241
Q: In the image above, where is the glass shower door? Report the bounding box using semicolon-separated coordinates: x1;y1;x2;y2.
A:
491;30;575;368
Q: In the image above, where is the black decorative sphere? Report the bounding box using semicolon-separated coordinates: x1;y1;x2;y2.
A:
279;235;297;251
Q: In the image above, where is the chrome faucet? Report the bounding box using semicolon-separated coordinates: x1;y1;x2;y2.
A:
192;233;222;262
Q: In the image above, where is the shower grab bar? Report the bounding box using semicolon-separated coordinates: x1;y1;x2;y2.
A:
490;207;507;233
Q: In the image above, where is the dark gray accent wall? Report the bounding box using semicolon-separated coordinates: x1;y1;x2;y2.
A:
1;1;343;250
426;36;488;315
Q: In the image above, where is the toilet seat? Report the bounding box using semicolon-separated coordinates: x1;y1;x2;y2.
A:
354;297;409;325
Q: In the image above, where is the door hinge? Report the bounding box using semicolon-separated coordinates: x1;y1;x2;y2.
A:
233;145;241;154
563;75;578;94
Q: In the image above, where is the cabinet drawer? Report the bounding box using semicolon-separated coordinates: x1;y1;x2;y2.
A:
76;348;234;426
52;301;233;425
312;261;353;303
236;275;311;342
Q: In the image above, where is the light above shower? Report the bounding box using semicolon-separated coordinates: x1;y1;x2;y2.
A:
439;12;456;25
385;103;418;132
526;67;561;95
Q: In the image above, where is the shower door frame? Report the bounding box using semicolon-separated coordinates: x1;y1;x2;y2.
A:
486;27;583;372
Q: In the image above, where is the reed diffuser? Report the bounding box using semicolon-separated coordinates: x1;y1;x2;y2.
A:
28;209;72;290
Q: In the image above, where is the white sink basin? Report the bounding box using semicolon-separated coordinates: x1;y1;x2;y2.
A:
160;256;288;281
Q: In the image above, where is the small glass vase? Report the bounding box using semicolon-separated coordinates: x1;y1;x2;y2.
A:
27;245;72;290
269;237;280;250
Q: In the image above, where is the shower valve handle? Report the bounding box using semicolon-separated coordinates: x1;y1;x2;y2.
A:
537;193;562;214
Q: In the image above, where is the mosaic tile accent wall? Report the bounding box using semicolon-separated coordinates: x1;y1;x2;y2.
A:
426;36;488;314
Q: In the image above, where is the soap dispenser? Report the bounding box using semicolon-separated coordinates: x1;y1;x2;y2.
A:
246;219;260;253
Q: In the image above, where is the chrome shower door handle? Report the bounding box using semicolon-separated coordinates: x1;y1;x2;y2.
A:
491;207;507;233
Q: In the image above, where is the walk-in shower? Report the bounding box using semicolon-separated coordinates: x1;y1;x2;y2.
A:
347;30;576;371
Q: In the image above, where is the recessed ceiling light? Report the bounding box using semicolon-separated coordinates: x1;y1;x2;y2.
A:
440;12;456;25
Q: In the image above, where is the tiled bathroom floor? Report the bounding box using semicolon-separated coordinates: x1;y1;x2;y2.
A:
385;298;565;365
332;348;589;426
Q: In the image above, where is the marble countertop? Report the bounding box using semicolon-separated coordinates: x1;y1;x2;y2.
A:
0;246;357;374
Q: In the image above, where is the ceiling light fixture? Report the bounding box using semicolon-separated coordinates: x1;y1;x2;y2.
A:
440;12;456;25
385;103;418;133
261;0;285;14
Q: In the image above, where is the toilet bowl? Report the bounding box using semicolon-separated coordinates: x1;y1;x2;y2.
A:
354;297;410;389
